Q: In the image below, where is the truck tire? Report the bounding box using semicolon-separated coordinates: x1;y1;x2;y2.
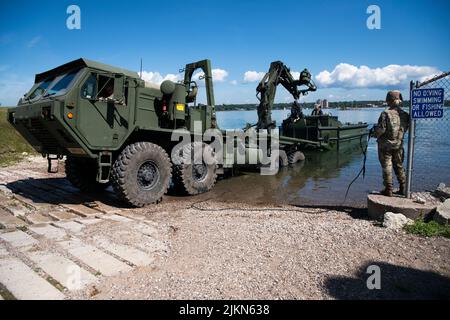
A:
111;142;172;207
172;142;218;195
65;156;108;192
288;151;305;164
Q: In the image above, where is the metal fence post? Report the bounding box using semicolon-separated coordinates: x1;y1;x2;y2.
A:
405;80;415;198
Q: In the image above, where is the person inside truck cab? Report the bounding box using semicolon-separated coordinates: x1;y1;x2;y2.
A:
97;76;114;100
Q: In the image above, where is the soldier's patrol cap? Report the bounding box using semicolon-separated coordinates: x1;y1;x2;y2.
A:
386;90;403;102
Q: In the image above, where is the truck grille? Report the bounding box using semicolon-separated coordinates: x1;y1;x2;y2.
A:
24;119;60;154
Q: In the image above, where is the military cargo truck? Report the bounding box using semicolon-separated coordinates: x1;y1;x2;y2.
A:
7;58;231;206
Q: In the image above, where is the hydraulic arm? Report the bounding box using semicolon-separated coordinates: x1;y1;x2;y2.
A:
256;61;317;129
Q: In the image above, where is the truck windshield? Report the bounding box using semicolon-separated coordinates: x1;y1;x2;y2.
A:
28;68;82;101
28;77;56;100
42;68;82;98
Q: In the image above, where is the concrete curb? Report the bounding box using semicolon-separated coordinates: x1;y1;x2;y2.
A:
367;194;437;220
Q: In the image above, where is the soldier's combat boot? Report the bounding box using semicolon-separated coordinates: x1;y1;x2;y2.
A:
395;183;406;196
380;186;393;197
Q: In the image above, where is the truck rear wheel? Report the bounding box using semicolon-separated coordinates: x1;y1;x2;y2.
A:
172;142;218;195
111;142;172;207
65;156;108;192
288;151;305;164
278;150;289;167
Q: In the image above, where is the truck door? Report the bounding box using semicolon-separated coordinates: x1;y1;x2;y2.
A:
77;72;129;149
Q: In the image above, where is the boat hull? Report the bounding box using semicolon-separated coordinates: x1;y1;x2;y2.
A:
281;115;369;150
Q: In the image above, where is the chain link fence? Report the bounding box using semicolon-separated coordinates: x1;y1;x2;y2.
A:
407;72;450;195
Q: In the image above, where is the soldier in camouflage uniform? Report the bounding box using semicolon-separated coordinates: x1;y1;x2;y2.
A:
375;90;410;197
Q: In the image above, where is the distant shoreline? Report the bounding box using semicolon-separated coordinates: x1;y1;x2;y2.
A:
215;100;450;112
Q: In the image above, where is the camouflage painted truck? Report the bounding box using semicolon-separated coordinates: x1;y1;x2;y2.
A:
7;58;320;207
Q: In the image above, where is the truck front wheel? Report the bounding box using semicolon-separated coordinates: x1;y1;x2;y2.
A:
111;142;172;207
65;156;108;192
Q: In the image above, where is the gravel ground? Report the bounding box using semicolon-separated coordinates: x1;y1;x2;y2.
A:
2;157;450;299
81;199;450;300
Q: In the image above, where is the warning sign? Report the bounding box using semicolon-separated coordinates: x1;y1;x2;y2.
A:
411;88;444;119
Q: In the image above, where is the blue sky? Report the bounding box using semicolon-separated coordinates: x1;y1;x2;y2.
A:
0;0;449;105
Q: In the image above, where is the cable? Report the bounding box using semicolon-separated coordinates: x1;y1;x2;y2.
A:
342;126;374;204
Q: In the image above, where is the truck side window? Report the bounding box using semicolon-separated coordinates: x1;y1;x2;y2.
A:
81;74;115;100
97;75;114;99
81;74;97;99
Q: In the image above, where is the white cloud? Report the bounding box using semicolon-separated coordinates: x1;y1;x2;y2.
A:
140;71;181;84
142;68;228;86
244;70;302;82
243;71;265;82
212;69;228;82
230;80;238;85
315;63;441;89
193;68;229;82
27;36;41;48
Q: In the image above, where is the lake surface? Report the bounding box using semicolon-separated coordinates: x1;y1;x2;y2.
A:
211;108;450;206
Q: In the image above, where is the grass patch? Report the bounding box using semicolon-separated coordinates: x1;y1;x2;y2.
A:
0;107;36;166
404;220;450;238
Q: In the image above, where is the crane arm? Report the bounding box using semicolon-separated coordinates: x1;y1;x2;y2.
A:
256;61;316;129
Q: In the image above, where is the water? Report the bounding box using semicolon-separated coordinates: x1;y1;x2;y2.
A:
211;108;450;206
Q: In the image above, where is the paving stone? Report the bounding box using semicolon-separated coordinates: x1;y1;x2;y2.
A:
25;213;54;225
47;210;79;221
59;239;132;276
93;236;154;267
0;192;11;202
10;183;60;207
29;225;68;241
0;230;38;248
75;218;102;225
27;251;97;291
0;208;27;228
3;203;29;217
103;214;133;223
10;190;50;210
80;201;122;215
53;221;85;234
0;185;13;195
64;204;102;217
0;257;65;300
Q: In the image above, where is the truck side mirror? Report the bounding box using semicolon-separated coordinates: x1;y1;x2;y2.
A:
114;74;125;104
